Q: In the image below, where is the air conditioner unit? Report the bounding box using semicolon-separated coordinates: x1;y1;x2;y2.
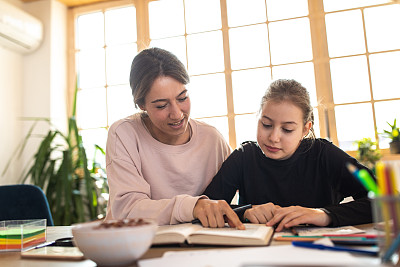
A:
0;0;43;54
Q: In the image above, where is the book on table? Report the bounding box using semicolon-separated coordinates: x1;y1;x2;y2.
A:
152;223;274;246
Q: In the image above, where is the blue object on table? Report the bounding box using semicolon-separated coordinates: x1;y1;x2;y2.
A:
292;241;378;256
0;184;54;226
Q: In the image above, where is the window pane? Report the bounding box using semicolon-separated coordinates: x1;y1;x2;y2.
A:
272;62;317;106
187;31;224;75
106;44;137;86
226;0;266;27
107;85;139;125
77;87;107;129
266;0;308;21
235;114;258;147
189;74;227;118
232;68;272;114
77;49;105;88
330;56;370;104
269;18;312;65
196;117;229;145
335;103;375;150
364;5;400;53
229;24;270;70
323;0;387;12
370;51;400;100
150;37;187;69
149;0;185;39
185;0;221;34
105;6;136;45
76;12;104;49
325;10;365;57
375;100;400;149
80;128;108;166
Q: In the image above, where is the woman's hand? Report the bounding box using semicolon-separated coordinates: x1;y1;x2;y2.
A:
193;199;245;229
266;206;331;231
244;203;281;224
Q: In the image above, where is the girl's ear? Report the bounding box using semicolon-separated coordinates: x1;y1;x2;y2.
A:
303;121;312;137
139;105;146;111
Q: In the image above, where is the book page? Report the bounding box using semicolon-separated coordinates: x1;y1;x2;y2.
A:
187;224;273;246
190;224;268;238
153;223;203;245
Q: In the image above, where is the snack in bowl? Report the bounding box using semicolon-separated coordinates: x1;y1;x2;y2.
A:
72;218;157;266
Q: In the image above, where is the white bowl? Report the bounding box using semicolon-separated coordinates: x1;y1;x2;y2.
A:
72;219;157;266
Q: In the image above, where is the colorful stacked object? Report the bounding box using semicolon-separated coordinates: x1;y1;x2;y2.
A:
0;219;46;251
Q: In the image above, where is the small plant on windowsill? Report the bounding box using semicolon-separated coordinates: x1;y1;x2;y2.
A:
354;138;382;172
382;119;400;154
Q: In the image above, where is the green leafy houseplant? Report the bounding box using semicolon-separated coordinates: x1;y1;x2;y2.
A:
354;138;382;171
3;83;108;225
382;119;400;154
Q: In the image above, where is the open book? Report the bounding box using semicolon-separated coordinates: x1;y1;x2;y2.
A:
153;223;274;246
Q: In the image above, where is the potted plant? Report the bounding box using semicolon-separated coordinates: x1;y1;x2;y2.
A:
354;138;382;171
2;83;108;225
382;119;400;154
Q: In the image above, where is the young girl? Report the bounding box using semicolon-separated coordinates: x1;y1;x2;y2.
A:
105;48;243;229
204;79;373;231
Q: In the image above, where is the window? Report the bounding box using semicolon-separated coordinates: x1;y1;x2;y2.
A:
69;0;400;156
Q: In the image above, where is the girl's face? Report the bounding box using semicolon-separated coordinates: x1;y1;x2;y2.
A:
257;100;312;160
140;76;191;145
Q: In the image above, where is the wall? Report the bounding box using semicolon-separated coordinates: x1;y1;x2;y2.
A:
0;0;67;185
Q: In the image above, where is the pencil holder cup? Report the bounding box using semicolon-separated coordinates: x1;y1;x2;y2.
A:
371;194;400;264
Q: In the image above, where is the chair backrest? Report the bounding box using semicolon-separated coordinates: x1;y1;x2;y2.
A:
0;184;54;226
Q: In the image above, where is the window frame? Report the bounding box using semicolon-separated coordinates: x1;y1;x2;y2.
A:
67;0;400;160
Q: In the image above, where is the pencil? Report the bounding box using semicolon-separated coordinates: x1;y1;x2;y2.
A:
376;161;392;247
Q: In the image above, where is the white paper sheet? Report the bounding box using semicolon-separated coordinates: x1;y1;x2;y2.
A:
138;245;380;267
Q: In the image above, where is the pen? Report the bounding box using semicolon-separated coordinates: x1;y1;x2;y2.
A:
290;227;299;236
32;241;56;249
292;241;378;256
346;162;379;195
191;204;252;224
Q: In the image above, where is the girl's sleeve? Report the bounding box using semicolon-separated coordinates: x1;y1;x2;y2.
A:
203;148;244;203
106;128;203;226
322;143;374;226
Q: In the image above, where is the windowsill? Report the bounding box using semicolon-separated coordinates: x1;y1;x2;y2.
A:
347;149;400;162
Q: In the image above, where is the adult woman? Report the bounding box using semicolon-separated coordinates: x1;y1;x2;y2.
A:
204;79;373;231
105;47;243;229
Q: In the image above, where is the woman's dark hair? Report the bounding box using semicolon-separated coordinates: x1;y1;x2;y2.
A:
260;79;316;139
129;47;190;108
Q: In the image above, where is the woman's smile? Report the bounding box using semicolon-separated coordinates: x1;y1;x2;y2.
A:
169;118;185;129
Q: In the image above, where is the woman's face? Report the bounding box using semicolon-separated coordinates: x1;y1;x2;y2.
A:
257;100;311;160
141;76;191;145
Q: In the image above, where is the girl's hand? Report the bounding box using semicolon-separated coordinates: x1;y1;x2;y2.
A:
266;206;331;231
193;199;245;229
243;203;281;224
